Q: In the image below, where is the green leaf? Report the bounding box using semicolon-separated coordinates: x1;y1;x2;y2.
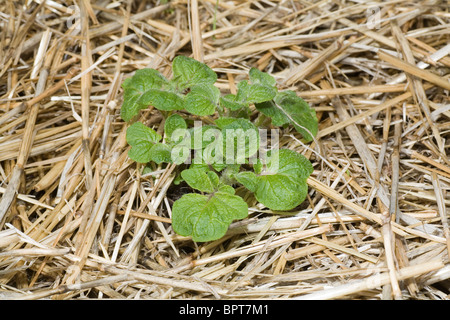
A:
169;129;192;165
139;89;184;112
181;168;219;193
249;149;313;211
253;158;263;174
121;91;142;122
207;171;220;188
126;122;162;163
217;184;235;195
255;90;318;142
221;118;259;163
193;145;227;170
121;69;171;121
235;171;257;192
211;162;227;172
172;192;248;242
170;150;190;165
215;117;239;129
188;163;210;171
220;164;241;185
122;69;169;91
189;125;221;150
254;100;285;127
149;143;172;164
249;67;276;87
265;148;313;180
188;161;227;175
184;84;220;116
236;80;277;104
219;69;276;111
219;94;247;111
255;174;308;211
172;56;217;90
192;144;224;168
164;114;187;142
126;122;162;145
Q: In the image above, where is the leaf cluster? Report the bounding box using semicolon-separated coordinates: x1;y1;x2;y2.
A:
121;56;317;242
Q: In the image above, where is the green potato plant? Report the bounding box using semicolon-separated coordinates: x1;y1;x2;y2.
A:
121;56;318;242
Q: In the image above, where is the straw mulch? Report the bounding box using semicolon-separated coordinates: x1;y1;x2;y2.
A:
0;0;449;300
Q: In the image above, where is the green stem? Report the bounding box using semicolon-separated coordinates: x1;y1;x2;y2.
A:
254;113;268;127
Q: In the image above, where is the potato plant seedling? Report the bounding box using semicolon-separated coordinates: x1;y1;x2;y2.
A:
121;56;318;242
